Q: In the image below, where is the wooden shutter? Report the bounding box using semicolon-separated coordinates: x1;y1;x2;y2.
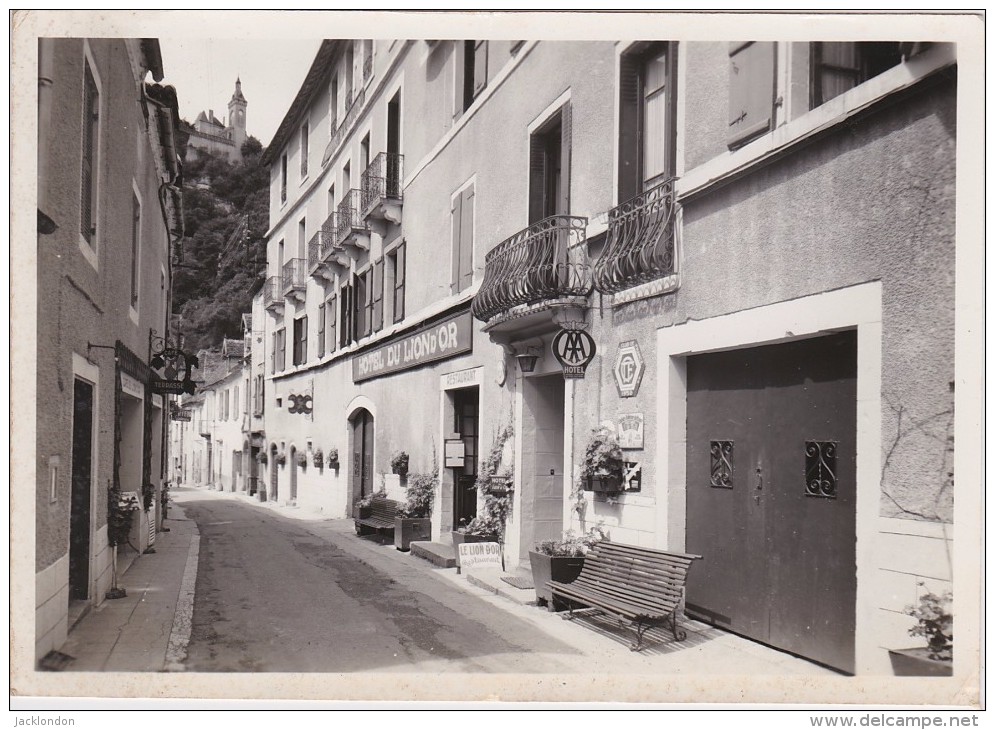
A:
618;52;642;204
727;41;776;149
317;304;325;356
451;192;463;293
80;64;98;243
270;333;276;373
453;41;466;119
527;134;546;225
393;244;406;322
472;40;488;97
300;315;308;363
327;295;337;352
459;186;474;291
559;102;572;215
372;259;384;332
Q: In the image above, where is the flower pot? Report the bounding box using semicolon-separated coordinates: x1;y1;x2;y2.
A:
395;517;431;551
586;476;622;492
888;648;953;677
529;551;585;611
355;505;372;520
452;530;499;573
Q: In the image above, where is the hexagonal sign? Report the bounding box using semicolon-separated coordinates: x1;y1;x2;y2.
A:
613;340;644;398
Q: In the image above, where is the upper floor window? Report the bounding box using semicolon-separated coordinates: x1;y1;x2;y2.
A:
727;42;776;150
528;103;572;224
339;281;357;349
389;243;406;323
619;42;676;201
292;315;308;366
810;42;903;108
280;153;288;204
455;40;488;117
330;76;339;132
451;185;475;294
276;328;287;372
371;259;384;333
326;293;338;353
130;192;141;309
317;303;326;357
80;60;100;247
300;121;309;178
363;39;374;80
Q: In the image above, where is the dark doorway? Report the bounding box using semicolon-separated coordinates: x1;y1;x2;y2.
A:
386;93;401;197
270;443;279;501
289;445;298;503
69;379;94;602
351;409;375;501
452;388;479;527
685;331;858;673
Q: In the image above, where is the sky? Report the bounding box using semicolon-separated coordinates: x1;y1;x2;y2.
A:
158;38;323;148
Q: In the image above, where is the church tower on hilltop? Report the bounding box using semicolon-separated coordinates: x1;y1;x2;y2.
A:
228;77;248;153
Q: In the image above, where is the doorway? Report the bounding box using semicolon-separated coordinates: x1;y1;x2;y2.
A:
350;409;375;501
289;445;298;503
69;378;94;602
269;443;279;501
386;92;401;197
685;331;858;673
519;374;566;563
451;387;479;528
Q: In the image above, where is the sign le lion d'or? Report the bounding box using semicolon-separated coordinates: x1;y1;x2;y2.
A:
353;311;473;383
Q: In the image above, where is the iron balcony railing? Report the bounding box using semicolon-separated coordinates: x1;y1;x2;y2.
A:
282;258;308;296
471;215;592;323
363;54;373;80
198;420;211;437
361;152;404;216
335;189;368;245
263;275;284;310
593;178;678;295
327;88;365;161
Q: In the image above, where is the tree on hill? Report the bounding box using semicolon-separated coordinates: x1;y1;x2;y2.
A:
173;133;269;352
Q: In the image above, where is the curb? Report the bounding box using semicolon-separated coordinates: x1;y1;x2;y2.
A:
163;507;200;672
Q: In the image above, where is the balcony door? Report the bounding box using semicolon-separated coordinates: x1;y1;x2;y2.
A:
386;92;401;196
528;102;571;225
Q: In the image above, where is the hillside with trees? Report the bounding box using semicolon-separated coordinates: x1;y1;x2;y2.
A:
172;136;269;352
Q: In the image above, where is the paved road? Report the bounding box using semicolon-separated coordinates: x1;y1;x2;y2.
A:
181;492;588;673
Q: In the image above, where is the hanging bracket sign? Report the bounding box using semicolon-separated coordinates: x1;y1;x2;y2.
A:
551;328;597;379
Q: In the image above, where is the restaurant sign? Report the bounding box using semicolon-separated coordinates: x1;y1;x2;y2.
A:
353;311;473;383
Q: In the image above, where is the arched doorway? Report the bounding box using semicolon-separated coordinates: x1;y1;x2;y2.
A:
349;409;375;504
269;443;279;501
289;444;298;504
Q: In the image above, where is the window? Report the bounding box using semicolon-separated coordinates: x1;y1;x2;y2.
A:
80;60;99;246
280;153;288;203
317;303;326;357
619;42;677;201
298;218;307;259
339;281;354;348
345;44;355;107
293;316;308;366
529;104;572;224
327;184;336;218
361;133;370;175
276;328;287;371
810;42;903;108
451;185;475;294
363;39;374;80
372;258;384;332
358;269;371;338
455;40;488;116
330;76;339;132
390;242;406;323
270;332;276;374
130;192;140;308
727;42;776;149
327;294;338;352
234;385;239;418
300;121;309;178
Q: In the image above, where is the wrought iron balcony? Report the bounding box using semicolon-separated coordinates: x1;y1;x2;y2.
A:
263;275;285;313
334;189;370;251
593;178;678;296
324;88;365;167
281;258;307;303
361;152;403;232
471;215;593;325
307;216;342;282
363;54;373;81
198;420;211;437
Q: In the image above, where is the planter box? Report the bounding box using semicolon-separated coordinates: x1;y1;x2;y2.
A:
889;648;953;677
256;489;267;502
586;476;622;492
452;530;499;573
395;517;431;551
529;551;585;610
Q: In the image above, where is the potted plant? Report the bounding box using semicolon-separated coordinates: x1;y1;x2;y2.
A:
580;426;624;492
395;472;435;551
354;487;386;520
296;451;308;470
529;526;608;610
327;447;339;470
391;451;409;478
889;586;953;676
258;451;268;466
312;449;324;470
275;450;287;467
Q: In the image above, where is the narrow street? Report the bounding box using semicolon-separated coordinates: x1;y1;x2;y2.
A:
180;489;589;673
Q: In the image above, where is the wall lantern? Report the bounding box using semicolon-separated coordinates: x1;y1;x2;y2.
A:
515;344;542;373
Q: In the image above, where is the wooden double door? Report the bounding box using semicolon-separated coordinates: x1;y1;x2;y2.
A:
685;332;858;673
351;409;375;500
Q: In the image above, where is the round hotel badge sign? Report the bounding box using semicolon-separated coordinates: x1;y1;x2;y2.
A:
551;328;597;379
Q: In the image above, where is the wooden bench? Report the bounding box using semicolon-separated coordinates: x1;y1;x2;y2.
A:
548;542;701;652
354;498;401;543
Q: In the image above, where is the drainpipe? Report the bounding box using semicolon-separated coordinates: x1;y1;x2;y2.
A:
37;38;56;233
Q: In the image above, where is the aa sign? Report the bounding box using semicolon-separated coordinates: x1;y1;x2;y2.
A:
551;328;597;379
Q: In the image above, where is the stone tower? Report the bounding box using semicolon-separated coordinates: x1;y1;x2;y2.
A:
228;77;247;153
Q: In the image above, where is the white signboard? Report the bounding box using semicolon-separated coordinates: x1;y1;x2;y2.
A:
457;542;503;572
617;412;645;449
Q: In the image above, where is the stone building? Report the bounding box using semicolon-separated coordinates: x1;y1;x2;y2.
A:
181;77;248;163
248;38;956;674
35;38;182;660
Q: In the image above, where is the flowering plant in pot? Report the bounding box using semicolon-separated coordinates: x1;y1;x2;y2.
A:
530;526;609;610
258;451;268;465
313;449;324;470
297;451;308;469
354;487;387;519
395;471;435;551
580;426;624;492
390;451;409;477
327;447;339;469
275;451;287;467
889;586;953;676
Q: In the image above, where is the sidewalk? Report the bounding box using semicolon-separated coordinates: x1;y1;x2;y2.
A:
59;503;200;672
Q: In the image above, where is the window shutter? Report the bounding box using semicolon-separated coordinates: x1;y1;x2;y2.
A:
559;102;572;215
527;134;546;225
473;40;488;97
451;192;463;293
328;295;337;351
453;41;466;119
80;64;98;242
270;333;276;374
459;186;475;290
618;52;642;204
727;41;776;149
372;259;384;331
393;244;406;322
317;304;325;357
301;315;308;363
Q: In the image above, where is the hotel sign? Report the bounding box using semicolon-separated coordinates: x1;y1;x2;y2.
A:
353;311;473;383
